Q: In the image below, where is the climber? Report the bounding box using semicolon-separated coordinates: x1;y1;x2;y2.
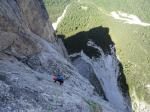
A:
52;74;64;85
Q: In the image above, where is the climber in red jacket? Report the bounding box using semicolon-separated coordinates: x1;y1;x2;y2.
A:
52;74;64;85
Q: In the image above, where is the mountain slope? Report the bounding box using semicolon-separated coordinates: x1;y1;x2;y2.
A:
0;0;121;112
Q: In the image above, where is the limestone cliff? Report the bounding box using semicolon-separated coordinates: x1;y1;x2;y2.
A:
0;0;68;60
0;0;118;112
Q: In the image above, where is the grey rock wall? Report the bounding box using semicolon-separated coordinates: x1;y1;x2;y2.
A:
0;0;117;112
0;0;68;59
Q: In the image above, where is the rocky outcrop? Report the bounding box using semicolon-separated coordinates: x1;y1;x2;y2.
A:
0;0;68;60
0;0;118;112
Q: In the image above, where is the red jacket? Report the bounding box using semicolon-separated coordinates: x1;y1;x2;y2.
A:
52;75;57;80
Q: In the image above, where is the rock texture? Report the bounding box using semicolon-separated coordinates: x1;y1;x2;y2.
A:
0;0;68;60
0;0;118;112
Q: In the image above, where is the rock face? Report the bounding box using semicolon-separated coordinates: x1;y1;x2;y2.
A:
0;0;68;60
0;0;118;112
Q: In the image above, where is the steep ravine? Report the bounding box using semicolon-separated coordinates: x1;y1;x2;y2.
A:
62;26;132;112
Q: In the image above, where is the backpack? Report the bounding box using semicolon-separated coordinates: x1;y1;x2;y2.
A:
57;75;64;81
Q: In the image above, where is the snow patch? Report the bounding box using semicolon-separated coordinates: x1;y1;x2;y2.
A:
52;5;69;30
69;52;81;58
146;84;150;88
87;40;102;52
117;55;120;61
136;101;150;112
132;90;150;112
111;11;150;26
81;6;88;10
146;84;150;92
